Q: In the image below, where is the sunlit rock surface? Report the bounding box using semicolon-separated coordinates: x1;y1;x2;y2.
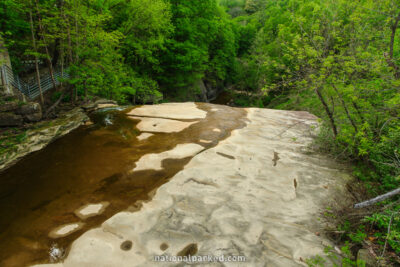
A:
32;103;352;267
137;133;154;141
74;202;109;220
127;102;207;119
129;116;197;133
48;223;85;239
133;143;204;172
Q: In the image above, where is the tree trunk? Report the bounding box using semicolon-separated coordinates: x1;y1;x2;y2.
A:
52;38;60;66
64;13;75;103
65;15;73;64
60;38;64;91
352;101;365;123
332;84;358;133
389;11;400;62
29;8;44;106
35;0;57;91
84;80;87;102
388;11;400;76
74;0;80;103
315;87;338;137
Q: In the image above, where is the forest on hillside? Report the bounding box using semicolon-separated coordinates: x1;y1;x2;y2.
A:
1;0;400;264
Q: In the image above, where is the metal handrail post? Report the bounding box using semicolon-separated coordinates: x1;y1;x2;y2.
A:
2;65;11;94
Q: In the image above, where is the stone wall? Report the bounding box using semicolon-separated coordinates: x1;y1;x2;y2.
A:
0;94;42;127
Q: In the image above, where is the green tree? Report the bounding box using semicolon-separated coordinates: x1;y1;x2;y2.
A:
117;0;172;74
159;0;238;97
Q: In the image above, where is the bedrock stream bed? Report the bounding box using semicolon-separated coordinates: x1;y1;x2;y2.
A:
0;103;247;267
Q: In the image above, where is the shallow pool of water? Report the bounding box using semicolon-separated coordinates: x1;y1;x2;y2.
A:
0;103;247;266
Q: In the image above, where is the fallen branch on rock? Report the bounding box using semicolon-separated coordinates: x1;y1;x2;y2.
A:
354;188;400;208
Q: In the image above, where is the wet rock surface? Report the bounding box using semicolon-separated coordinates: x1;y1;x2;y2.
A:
0;103;247;267
26;104;353;267
81;99;118;113
0;107;88;171
127;102;206;119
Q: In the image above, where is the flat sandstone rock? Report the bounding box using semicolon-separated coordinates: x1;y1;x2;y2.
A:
136;133;154;141
96;103;117;109
133;143;204;172
48;223;84;239
127;102;206;120
74;202;109;220
130;117;197;133
33;104;352;267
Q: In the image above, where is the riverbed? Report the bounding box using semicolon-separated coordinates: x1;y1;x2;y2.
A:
0;103;246;266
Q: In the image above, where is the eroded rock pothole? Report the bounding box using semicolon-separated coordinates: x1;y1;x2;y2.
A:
120;240;133;251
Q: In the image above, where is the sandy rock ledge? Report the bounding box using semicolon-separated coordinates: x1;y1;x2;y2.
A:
33;104;353;267
0;108;88;171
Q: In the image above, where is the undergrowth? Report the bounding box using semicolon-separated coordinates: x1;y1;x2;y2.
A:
311;124;400;266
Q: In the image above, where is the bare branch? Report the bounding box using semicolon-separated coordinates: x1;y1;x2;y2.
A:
354;188;400;208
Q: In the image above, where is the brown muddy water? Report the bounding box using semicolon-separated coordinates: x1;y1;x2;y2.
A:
0;103;246;267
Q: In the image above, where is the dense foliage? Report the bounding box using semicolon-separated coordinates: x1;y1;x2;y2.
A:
227;0;400;262
0;0;238;103
256;0;400;188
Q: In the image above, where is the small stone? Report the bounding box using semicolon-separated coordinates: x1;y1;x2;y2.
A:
120;240;133;251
